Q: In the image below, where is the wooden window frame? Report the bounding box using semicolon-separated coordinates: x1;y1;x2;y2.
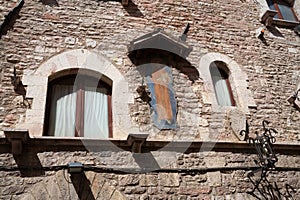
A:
210;62;236;107
218;68;236;107
44;74;113;138
268;0;298;22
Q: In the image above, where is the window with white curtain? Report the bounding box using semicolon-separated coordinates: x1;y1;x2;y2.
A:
44;74;112;138
210;61;236;107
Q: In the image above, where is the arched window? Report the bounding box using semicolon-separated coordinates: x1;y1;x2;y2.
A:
210;61;235;107
44;73;112;138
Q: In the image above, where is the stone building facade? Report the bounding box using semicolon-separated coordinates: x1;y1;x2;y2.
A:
0;0;300;199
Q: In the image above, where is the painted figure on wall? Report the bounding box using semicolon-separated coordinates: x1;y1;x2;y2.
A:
145;63;177;129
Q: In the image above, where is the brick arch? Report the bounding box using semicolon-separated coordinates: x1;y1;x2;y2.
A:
20;49;137;138
18;171;127;200
198;52;256;114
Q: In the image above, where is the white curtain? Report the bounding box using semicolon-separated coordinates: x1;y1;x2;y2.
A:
84;87;109;139
49;85;76;137
211;67;233;106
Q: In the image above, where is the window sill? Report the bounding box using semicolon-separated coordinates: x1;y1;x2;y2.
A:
272;19;300;28
1;134;300;155
261;9;278;26
260;10;299;28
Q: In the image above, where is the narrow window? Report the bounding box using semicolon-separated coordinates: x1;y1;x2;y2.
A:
266;0;298;22
44;74;112;138
210;61;236;107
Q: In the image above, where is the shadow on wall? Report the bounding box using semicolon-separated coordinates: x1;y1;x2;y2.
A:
0;0;24;39
71;173;96;200
3;138;128;177
267;26;284;38
129;49;199;82
93;0;144;17
40;0;59;7
42;0;144;18
13;152;45;177
133;153;160;172
122;0;144;17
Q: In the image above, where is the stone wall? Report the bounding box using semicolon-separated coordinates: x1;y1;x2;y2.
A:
1;150;300;199
0;0;300;199
0;0;299;140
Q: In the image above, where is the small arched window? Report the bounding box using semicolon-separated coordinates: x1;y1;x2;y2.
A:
44;73;112;138
210;61;236;107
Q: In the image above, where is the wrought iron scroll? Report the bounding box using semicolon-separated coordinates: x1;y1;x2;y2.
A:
240;120;296;200
240;120;278;168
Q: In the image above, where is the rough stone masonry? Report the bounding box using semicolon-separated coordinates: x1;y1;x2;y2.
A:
0;0;300;199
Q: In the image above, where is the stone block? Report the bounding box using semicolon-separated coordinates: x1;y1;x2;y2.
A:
55;170;70;198
288;48;298;54
118;175;139;186
34;45;45;53
85;171;96;184
25;123;44;136
235;193;253;200
45;177;63;200
178;186;212;195
6;54;21;63
159;173;180;187
31;96;47;110
1;185;25;196
199;127;210;141
86;39;97;48
227;108;246;141
26;85;47;99
207;171;221;187
204;156;225;168
68;181;79;200
65;37;77;45
17;193;35;200
91;174;106;198
98;181;115;199
124;186;146;194
30;183;51;200
140;174;158;186
21;75;47;86
110;190;127;200
25;109;45;124
153;151;177;168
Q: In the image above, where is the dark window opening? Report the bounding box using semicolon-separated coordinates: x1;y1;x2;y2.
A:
44;74;112;138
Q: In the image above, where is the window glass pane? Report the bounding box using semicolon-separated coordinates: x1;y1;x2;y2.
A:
84;87;109;139
267;0;275;9
46;74;112;138
267;0;298;21
277;3;297;21
210;64;234;106
49;85;76;137
266;0;279;19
